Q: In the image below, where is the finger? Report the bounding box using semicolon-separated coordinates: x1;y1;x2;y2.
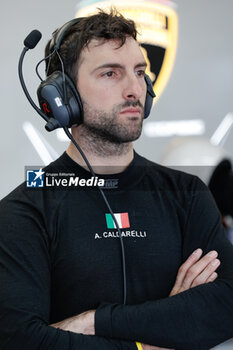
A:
182;250;218;289
206;272;218;283
169;249;203;296
171;249;203;290
191;260;220;287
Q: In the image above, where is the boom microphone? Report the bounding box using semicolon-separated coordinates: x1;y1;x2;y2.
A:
24;30;42;50
18;31;60;131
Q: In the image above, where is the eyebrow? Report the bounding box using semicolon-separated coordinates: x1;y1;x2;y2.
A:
91;62;147;74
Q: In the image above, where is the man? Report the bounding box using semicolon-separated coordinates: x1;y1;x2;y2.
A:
0;9;232;350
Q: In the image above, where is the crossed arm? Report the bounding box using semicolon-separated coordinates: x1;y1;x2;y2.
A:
51;248;221;349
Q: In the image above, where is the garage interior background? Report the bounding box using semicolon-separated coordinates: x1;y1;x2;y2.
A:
1;0;233;348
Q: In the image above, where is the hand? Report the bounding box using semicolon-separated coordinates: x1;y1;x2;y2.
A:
169;248;220;296
51;310;95;335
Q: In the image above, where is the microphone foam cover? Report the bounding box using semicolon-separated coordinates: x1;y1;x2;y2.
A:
24;30;42;49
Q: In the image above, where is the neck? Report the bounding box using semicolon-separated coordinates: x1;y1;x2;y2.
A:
66;126;134;174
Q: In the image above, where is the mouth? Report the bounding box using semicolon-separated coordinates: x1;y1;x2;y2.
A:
119;108;142;115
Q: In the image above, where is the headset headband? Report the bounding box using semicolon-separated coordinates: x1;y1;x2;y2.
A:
49;18;84;53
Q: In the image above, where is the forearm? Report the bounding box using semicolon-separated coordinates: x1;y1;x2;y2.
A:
1;321;137;350
95;279;233;349
51;311;171;350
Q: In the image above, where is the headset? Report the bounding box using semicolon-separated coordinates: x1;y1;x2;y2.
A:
37;18;156;130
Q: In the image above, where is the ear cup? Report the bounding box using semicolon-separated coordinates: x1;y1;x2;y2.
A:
37;71;83;128
144;74;156;119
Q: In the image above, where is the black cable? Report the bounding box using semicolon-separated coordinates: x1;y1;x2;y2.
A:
35;49;56;82
56;51;68;105
63;127;127;305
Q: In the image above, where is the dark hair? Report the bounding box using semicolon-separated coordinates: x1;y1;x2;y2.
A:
45;8;137;84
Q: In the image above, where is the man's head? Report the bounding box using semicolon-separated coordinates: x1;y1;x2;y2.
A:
45;9;148;144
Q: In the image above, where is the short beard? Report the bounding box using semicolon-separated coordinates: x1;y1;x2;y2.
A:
81;100;144;144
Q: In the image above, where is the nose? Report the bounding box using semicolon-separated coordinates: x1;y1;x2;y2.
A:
122;74;145;101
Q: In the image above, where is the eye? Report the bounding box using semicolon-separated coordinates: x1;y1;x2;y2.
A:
102;71;116;78
136;70;145;77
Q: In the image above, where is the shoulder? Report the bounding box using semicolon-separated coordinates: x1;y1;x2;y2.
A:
136;152;206;192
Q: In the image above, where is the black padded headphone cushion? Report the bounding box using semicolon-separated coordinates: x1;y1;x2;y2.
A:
144;74;156;119
63;73;83;125
37;71;83;127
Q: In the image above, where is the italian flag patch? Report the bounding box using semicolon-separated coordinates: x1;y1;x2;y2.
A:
105;213;130;229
